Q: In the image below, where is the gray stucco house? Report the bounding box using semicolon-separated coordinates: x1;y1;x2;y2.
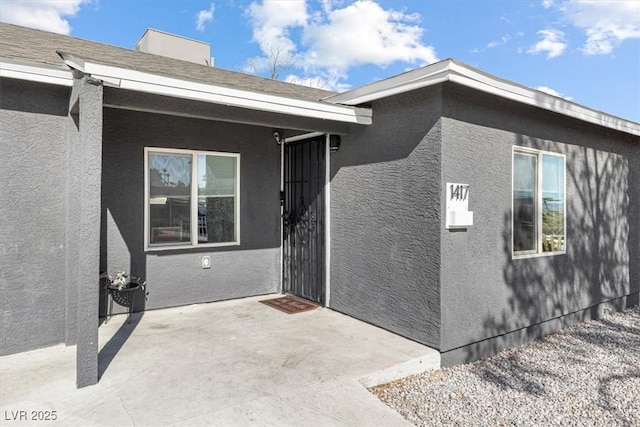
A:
1;22;638;388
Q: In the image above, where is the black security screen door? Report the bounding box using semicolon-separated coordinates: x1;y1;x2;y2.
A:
283;136;325;305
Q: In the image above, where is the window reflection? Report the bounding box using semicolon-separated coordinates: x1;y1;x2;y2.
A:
149;154;191;245
198;155;237;243
146;150;239;247
542;154;565;252
513;153;537;252
513;150;565;255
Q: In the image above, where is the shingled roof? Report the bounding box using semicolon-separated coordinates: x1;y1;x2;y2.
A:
0;22;335;102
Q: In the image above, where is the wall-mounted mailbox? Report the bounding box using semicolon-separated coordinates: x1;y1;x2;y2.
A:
446;183;474;229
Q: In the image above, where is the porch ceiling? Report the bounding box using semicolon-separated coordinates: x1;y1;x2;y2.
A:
103;87;359;135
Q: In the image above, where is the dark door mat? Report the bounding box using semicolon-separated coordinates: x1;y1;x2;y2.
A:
260;295;320;314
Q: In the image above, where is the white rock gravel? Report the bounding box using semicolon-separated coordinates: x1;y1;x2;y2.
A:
370;306;640;426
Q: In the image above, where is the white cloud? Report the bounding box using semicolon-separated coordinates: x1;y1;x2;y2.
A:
195;3;215;32
535;85;573;101
487;35;510;48
561;0;640;55
245;0;437;88
0;0;90;34
247;0;308;56
541;0;554;9
528;29;567;58
302;0;437;71
471;34;510;53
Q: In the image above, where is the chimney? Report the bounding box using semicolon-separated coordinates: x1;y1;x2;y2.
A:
135;28;213;66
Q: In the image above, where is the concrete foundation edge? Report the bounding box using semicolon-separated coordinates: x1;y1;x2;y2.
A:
440;292;639;367
358;351;441;388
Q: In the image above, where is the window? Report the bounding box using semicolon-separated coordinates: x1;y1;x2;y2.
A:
145;148;240;249
513;148;565;256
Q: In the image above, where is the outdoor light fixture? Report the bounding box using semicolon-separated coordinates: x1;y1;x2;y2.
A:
329;135;341;152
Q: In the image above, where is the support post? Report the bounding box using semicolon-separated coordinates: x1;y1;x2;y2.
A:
66;74;103;388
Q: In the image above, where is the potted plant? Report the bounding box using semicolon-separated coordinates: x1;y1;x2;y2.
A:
100;271;147;324
100;271;146;291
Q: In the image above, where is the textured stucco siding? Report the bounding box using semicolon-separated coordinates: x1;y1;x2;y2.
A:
439;83;640;365
67;76;103;387
0;79;71;355
329;86;443;348
101;108;281;313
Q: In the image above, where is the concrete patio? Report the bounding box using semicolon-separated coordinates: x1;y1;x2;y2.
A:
1;295;440;426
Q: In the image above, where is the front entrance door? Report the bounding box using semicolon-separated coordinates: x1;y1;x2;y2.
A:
283;136;325;304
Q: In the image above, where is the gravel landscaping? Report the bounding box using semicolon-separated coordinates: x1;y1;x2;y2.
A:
371;306;640;426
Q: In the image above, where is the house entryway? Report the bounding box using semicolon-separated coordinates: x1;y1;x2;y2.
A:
1;296;440;425
282;136;326;305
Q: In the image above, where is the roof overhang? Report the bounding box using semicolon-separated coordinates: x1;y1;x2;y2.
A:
0;59;73;86
58;52;372;126
324;59;640;137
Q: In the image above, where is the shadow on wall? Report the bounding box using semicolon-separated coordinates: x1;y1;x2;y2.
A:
0;79;70;116
465;133;638;367
456;132;640;423
99;136;147;318
98;142;147;379
324;88;443;347
329;87;442;180
99;208;147;317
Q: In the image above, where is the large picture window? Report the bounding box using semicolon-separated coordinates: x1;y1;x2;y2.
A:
513;148;565;256
145;148;240;249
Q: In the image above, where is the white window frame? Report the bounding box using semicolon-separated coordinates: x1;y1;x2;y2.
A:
144;147;240;251
512;146;566;259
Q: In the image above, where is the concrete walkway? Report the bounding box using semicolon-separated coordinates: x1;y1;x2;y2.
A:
1;295;439;426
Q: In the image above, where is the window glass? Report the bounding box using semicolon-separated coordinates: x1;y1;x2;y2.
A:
513;153;537;252
513;149;565;256
148;153;192;245
198;155;237;243
146;148;240;249
542;154;565;252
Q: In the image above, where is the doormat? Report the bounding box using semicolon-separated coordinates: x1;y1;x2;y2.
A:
260;295;319;314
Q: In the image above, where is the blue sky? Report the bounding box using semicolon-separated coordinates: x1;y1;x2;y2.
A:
1;0;638;122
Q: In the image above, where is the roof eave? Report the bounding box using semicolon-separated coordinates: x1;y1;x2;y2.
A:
325;59;640;137
0;59;73;87
58;52;371;126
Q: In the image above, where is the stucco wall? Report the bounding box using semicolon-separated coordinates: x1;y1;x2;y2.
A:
101;108;281;313
0;79;71;355
67;76;103;387
439;83;640;365
329;86;443;348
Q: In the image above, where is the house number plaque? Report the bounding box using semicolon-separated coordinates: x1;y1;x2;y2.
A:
445;183;474;229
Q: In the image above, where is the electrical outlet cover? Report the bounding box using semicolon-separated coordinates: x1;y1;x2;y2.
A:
202;256;211;269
